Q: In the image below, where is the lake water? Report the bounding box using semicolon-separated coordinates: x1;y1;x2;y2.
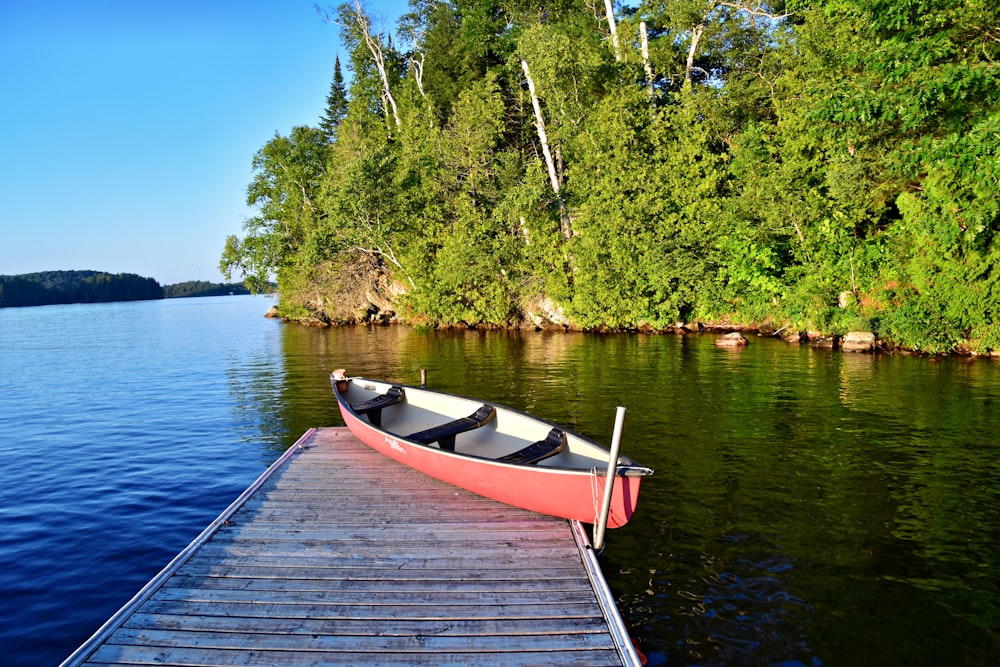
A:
0;295;996;665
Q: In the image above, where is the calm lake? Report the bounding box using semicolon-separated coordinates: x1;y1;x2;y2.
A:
0;295;996;665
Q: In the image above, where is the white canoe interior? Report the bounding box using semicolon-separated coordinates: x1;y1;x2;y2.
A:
340;377;645;475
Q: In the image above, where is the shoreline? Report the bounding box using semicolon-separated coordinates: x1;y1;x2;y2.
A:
268;309;1000;360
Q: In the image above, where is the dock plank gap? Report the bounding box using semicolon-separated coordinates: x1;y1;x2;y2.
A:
63;427;642;666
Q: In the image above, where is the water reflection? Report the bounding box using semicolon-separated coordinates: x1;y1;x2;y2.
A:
260;324;999;666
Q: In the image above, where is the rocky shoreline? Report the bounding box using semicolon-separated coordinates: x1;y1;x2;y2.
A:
264;305;998;360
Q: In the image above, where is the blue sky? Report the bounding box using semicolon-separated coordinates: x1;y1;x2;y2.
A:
0;1;404;285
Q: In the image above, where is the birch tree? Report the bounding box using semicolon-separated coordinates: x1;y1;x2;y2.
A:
640;21;655;101
521;58;571;240
603;0;621;61
520;59;560;199
354;0;400;127
327;1;402;128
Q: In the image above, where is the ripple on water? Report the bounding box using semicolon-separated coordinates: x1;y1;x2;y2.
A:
2;303;998;666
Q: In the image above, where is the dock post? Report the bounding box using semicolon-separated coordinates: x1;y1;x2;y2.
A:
593;406;626;552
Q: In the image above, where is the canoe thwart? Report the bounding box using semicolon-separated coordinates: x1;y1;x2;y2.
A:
498;428;567;465
407;404;497;451
350;386;404;427
332;371;652;528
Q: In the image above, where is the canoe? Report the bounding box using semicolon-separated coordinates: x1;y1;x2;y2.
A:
331;370;653;528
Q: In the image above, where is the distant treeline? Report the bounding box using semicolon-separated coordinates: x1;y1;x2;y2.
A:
0;271;163;308
164;281;268;298
0;272;268;308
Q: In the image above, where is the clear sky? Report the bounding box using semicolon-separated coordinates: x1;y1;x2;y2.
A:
0;1;404;286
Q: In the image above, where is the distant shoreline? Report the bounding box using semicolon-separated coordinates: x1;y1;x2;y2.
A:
0;271;273;308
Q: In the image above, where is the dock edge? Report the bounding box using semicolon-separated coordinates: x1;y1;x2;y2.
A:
59;429;318;667
571;520;644;667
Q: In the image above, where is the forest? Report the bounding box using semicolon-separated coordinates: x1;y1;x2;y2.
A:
0;271;164;308
220;0;999;354
163;281;265;298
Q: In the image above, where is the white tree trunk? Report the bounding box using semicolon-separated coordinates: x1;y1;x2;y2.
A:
603;0;621;62
354;0;400;128
686;22;705;85
411;52;426;99
521;59;559;197
521;59;571;240
640;21;654;101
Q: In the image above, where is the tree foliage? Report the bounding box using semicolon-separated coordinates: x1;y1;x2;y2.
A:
163;281;264;298
0;271;163;307
221;0;1000;353
319;56;349;142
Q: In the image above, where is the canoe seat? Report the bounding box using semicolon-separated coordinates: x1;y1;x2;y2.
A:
498;428;567;465
406;404;497;451
350;386;404;427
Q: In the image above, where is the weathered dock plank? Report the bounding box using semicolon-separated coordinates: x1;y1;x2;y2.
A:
63;427;640;666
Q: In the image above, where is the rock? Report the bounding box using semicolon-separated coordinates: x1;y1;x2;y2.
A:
781;329;805;344
807;331;839;348
715;332;748;348
298;316;330;328
264;305;281;318
842;331;876;353
523;295;572;331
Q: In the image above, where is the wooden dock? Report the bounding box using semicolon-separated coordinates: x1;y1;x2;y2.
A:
63;427;641;666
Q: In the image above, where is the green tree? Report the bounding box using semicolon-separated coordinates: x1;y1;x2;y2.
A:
775;0;1000;350
220;0;999;351
566;86;728;328
220;126;330;293
319;56;349;142
410;73;523;324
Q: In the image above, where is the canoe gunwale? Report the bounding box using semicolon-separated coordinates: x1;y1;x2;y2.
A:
330;371;652;528
334;374;653;477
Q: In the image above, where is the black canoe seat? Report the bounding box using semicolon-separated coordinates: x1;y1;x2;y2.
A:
406;404;496;451
350;386;404;427
498;428;567;465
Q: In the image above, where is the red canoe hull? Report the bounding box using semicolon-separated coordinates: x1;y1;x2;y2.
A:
338;404;644;528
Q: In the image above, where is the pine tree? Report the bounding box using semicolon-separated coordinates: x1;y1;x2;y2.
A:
319;56;349;142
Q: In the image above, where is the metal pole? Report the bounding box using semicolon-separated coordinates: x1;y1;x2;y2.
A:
593;406;626;552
